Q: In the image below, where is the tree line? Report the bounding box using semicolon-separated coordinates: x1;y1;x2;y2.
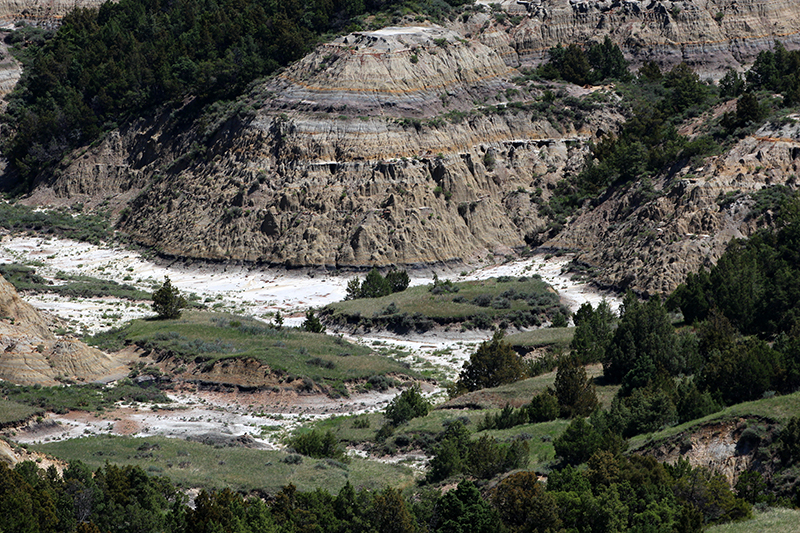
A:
0;453;754;533
1;0;470;189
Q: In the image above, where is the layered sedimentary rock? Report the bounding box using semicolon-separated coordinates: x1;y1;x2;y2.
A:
0;275;127;385
484;0;800;77
28;26;622;269
264;26;513;118
20;9;800;293
548;118;800;294
0;0;103;22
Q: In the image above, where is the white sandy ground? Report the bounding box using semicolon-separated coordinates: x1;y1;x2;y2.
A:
1;234;620;451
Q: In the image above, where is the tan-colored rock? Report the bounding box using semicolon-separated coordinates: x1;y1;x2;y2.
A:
25;26;624;269
0;274;52;338
480;0;800;77
0;0;104;22
548;117;800;294
0;275;129;385
18;11;800;294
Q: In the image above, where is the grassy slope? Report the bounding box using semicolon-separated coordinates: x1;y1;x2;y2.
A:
705;508;800;533
91;311;414;386
505;327;575;351
0;398;42;425
441;364;619;410
34;435;415;493
629;390;800;451
323;276;563;326
0;262;151;301
316;368;620;472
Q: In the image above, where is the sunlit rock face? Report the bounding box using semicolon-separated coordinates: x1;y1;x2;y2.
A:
482;0;800;78
0;275;125;385
30;25;622;270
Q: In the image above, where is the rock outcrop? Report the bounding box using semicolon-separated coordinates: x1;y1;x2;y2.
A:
548;117;800;294
476;0;800;78
640;417;776;486
0;275;129;385
0;0;104;23
17;2;800;294
26;26;623;269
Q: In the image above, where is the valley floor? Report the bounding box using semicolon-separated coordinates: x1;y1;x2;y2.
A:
0;233;620;452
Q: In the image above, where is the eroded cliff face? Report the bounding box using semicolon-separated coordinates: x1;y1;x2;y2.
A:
27;26;623;268
0;0;103;22
0;275;128;385
475;0;800;77
18;1;800;293
548;117;800;294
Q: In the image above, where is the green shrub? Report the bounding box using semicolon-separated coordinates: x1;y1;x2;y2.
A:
453;330;527;395
384;385;431;425
302;309;325;333
289;429;346;461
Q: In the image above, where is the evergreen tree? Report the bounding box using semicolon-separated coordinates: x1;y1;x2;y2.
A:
302;308;325;333
360;268;391;298
603;293;679;384
454;330;526;394
152;277;186;319
554;355;599;418
384;385;431;425
571;300;615;363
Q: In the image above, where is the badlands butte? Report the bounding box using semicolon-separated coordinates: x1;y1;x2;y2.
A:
10;0;800;296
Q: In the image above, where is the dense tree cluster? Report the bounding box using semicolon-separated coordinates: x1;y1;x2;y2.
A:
426;420;529;482
741;42;800;105
0;452;757;533
542;52;718;222
345;268;410;300
451;330;527;395
537;37;631;86
668;212;800;337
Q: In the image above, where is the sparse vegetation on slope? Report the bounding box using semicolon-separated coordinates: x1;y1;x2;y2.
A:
0;398;43;426
88;310;413;394
0;262;151;301
0;202;113;244
322;275;569;333
48;434;414;492
0;380;170;414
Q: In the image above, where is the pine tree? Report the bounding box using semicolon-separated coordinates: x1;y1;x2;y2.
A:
151;277;186;319
302;309;325;333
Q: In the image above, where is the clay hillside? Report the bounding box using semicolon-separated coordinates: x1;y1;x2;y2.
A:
7;0;800;294
0;275;130;385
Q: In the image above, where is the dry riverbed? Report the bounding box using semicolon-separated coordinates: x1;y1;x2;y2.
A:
1;234;620;449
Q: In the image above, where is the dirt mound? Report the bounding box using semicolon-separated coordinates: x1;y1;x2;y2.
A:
0;274;134;385
638;416;779;486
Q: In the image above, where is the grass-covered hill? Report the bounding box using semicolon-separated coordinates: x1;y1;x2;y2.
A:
321;275;570;333
90;310;416;395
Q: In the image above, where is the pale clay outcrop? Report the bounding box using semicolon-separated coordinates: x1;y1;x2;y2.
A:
0;275;129;385
17;1;800;294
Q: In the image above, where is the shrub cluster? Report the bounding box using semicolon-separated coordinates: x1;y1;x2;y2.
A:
346;268;410;299
289;429;347;462
427;420;529;482
384;385;431;426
